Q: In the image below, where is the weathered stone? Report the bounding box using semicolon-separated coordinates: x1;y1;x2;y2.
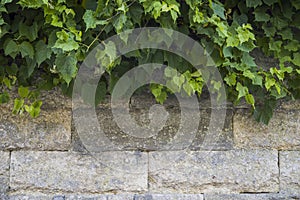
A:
9;194;134;200
233;109;300;150
73;93;233;152
10;151;148;193
149;150;279;193
0;90;71;151
280;151;300;194
0;151;10;200
8;194;204;200
205;194;300;200
133;194;203;200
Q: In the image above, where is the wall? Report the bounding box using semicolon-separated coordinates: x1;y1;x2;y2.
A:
0;90;300;200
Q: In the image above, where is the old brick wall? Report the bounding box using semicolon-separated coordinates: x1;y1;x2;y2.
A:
0;90;299;200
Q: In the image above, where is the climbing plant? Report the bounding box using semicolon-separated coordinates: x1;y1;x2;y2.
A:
0;0;299;123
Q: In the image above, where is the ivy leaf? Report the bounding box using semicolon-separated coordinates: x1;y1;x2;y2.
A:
25;101;42;118
242;52;256;67
18;0;47;8
224;73;236;86
236;82;248;100
254;8;270;22
55;53;78;84
19;21;38;42
0;92;10;104
19;41;34;59
18;86;29;98
4;39;19;57
211;2;226;20
291;0;300;9
245;93;255;108
254;100;276;125
263;0;277;6
113;13;127;33
246;0;262;8
54;35;79;52
292;53;300;66
83;10;106;31
35;40;52;66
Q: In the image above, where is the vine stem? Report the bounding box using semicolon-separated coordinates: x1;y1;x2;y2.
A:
86;0;137;52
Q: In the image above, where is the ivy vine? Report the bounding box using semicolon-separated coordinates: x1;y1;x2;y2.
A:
0;0;299;124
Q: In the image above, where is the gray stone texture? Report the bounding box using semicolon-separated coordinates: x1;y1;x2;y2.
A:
0;151;10;200
10;151;148;193
8;194;204;200
149;150;279;193
0;90;71;151
205;194;300;200
280;151;300;194
73;94;233;152
234;108;300;150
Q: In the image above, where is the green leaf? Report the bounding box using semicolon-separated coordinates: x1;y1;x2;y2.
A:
226;35;239;47
254;100;276;125
236;82;248;100
35;40;52;66
13;98;24;114
4;39;19;57
113;13;127;33
19;41;34;59
292;53;300;66
291;0;300;9
54;31;79;52
0;92;10;104
242;52;256;67
6;63;18;76
165;67;177;78
25;101;42;118
18;0;47;8
254;8;270;22
211;2;226;20
236;24;255;44
263;0;277;6
224;73;236;86
19;22;38;42
245;93;255;108
265;77;276;90
55;52;78;84
18;86;29;98
83;10;97;30
284;40;299;52
246;0;262;8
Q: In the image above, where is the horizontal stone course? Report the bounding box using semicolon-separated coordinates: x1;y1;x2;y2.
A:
233;108;300;150
205;194;300;200
0;91;71;151
149;150;279;193
280;151;300;194
10;151;148;193
8;194;204;200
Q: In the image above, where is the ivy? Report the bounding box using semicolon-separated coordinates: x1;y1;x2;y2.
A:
0;0;299;124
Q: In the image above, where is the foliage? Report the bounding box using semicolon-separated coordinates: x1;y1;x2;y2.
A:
0;0;299;124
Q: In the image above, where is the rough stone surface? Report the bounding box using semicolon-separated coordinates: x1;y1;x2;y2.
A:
205;194;300;200
280;151;300;194
149;150;279;193
0;90;71;151
9;194;134;200
134;194;203;199
0;151;10;200
10;151;148;193
73;93;233;152
234;109;300;150
8;194;204;200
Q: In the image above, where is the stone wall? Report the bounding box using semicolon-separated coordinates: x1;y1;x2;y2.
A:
0;90;300;200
